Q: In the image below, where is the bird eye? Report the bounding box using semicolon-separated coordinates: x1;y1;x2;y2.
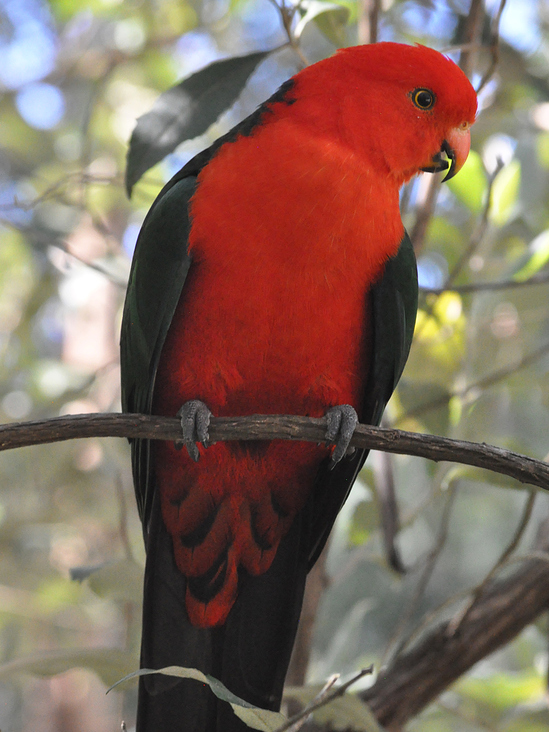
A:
411;88;435;110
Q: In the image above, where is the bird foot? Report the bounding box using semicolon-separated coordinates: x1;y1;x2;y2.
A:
325;404;358;465
176;399;212;462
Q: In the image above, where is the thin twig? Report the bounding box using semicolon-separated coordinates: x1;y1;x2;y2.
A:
284;675;339;732
385;587;473;659
405;339;549;420
444;158;505;288
362;524;549;728
286;543;330;685
420;268;549;295
409;175;440;253
459;0;484;78
269;0;308;67
476;0;508;94
358;0;381;44
278;668;373;732
413;156;501;342
0;172;119;212
400;514;549;657
446;489;537;636
382;484;458;665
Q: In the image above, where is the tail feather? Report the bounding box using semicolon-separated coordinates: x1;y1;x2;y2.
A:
137;492;219;731
137;490;309;732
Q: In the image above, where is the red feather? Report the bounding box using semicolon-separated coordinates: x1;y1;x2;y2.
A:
152;43;476;627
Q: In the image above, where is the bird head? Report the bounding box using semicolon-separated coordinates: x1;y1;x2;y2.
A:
291;43;477;186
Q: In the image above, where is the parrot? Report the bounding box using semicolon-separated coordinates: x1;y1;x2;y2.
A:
120;41;477;732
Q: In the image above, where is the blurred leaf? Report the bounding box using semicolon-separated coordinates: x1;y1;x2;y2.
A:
155;0;197;37
125;51;272;195
446;149;487;213
425;216;462;256
512;229;549;281
0;648;137;687
448;394;462;426
536;131;549;169
295;1;351;46
78;558;143;604
285;685;382;731
111;666;287;729
490;159;521;226
349;499;379;546
232;705;286;731
406;293;465;386
36;576;82;611
457;671;544;713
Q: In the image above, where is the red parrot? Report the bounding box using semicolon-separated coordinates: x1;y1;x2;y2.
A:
121;42;477;732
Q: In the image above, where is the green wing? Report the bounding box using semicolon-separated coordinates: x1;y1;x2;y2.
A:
120;176;197;528
362;229;418;425
306;231;418;567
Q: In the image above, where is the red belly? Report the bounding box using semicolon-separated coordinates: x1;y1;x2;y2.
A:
151;117;401;626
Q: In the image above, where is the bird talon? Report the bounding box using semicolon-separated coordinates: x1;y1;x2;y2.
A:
177;399;212;461
325;405;358;465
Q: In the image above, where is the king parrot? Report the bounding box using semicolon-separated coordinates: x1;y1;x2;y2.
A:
120;42;477;732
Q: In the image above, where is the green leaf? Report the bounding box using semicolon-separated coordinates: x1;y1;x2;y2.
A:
349;499;379;546
490;159;521;225
110;666;287;730
285;685;383;731
457;671;544;713
0;649;137;687
232;705;287;731
446;149;487;213
512;229;549;281
295;0;351;46
83;558;143;604
125;50;272;196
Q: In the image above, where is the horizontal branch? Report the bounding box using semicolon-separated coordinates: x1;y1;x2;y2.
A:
5;411;549;730
0;412;548;491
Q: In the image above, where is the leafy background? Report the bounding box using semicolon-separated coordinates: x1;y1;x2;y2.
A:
0;0;549;730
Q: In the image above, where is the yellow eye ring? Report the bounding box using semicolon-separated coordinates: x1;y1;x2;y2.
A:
411;88;435;110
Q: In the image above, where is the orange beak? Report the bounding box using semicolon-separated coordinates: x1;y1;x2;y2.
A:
443;125;471;181
421;124;471;182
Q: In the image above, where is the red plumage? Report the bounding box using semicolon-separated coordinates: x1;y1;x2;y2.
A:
153;42;476;627
121;41;477;730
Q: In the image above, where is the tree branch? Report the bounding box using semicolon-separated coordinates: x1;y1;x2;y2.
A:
361;523;549;731
1;412;549;492
420;268;549;294
9;412;549;729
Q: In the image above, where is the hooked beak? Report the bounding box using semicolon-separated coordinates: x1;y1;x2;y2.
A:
421;125;471;182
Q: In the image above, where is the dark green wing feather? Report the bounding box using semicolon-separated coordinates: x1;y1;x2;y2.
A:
362;230;418;425
121;80;298;532
306;231;418;567
120;176;196;529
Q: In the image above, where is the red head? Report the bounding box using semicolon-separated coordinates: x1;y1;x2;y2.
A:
287;43;477;185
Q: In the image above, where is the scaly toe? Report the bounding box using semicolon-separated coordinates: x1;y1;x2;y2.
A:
325;405;358;465
176;399;212;462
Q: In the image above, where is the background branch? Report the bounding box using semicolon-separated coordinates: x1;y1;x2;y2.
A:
361;520;549;731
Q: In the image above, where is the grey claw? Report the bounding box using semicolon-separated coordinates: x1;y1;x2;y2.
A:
176;400;212;462
325;405;358;465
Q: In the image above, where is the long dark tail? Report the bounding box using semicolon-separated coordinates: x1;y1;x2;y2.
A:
137;491;308;732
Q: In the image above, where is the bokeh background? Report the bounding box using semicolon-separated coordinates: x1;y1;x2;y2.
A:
1;0;549;729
